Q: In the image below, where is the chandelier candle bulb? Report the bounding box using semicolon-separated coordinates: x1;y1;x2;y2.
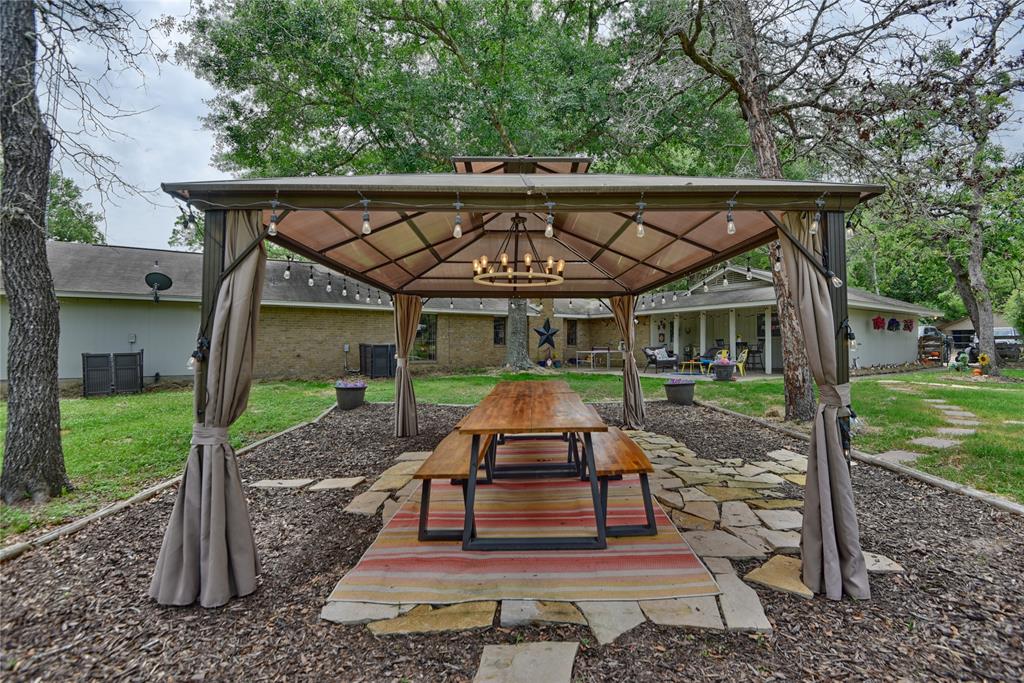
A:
523;253;532;267
500;252;508;267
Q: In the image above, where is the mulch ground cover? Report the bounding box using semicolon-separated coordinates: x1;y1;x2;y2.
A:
2;401;1022;681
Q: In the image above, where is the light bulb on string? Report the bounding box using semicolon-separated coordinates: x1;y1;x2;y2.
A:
307;266;315;287
568;299;573;308
722;273;729;286
746;265;753;281
268;197;279;237
672;291;678;302
326;276;332;293
360;198;371;235
846;219;854;238
453;199;464;239
377;292;382;305
635;200;646;238
661;294;666;305
355;287;361;301
450;298;454;309
726;198;736;235
702;281;709;293
774;254;782;272
186;355;196;371
810;197;824;236
283;263;291;280
544;201;555;238
342;278;348;296
479;298;483;309
829;272;844;288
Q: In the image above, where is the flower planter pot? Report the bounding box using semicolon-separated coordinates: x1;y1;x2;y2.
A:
664;381;695;405
712;363;735;381
335;386;366;410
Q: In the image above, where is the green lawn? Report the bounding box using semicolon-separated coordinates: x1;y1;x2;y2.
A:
0;381;338;541
2;368;1020;541
696;368;1024;504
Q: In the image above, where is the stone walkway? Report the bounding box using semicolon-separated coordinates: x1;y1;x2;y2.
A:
876;391;980;465
291;430;904;681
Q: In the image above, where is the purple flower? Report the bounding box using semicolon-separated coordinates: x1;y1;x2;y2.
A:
335;379;367;389
666;377;695;385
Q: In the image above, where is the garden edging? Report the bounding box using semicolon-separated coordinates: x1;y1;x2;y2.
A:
693;399;1024;517
0;404;338;563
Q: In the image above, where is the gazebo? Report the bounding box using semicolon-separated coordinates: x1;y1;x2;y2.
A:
152;157;881;609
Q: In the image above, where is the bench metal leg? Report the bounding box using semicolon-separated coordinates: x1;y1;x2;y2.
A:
418;479;473;542
461;435;481;549
600;473;658;537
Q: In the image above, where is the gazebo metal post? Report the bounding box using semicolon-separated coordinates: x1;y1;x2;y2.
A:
197;210;226;423
823;211;851;453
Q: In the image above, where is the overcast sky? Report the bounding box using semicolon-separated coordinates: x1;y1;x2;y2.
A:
56;0;219;250
58;1;1022;251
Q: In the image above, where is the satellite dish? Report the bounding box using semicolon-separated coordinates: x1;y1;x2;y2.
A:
145;271;173;302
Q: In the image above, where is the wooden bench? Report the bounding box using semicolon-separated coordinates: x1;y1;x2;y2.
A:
578;427;657;537
414;430;495;542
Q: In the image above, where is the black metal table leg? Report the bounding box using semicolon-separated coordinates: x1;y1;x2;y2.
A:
602;473;658;537
461;434;481;549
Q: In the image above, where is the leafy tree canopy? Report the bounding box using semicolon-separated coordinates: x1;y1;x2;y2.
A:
47;172;105;244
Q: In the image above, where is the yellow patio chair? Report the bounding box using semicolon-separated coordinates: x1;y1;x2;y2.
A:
736;348;748;376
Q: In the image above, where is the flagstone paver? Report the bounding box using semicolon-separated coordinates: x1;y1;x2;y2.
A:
368;602;497;635
923;399;950;404
683;530;766;559
250;478;315;489
936;427;976;436
715;573;772;632
874;450;924;464
499;601;587;627
474;642;579;683
748;498;803;510
703;557;735;574
321;601;401;624
699;486;762;502
640;597;724;630
394;479;420;500
683;501;720;522
672;470;723;486
396;450;432;461
720;458;745;466
679;487;716;502
343;491;391;515
945;418;981;426
863;551;905;574
734;473;786;486
381;498;401;525
720;501;759;527
939;410;976;418
309;477;365;491
754;509;803;531
744;556;813;599
754;528;801;554
782;474;807;486
380;461;423;476
369;474;414;492
671;510;715;530
909;436;961;449
766;449;803;462
722;526;770;554
576;601;646;645
654;491;685;511
752;461;797;475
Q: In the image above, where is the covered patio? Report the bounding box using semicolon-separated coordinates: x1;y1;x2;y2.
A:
154;157;881;614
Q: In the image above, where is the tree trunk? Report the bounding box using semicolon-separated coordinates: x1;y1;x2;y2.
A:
949;198;1000;375
503;298;534;370
727;0;816;420
0;1;69;503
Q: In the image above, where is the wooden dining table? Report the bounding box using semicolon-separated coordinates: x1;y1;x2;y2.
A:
457;380;608;551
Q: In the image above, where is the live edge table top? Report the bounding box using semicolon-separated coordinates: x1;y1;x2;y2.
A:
459;381;607;435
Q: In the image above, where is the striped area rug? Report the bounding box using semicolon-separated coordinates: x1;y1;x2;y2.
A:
327;439;719;605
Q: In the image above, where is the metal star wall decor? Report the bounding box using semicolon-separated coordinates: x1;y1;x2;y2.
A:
534;318;559;349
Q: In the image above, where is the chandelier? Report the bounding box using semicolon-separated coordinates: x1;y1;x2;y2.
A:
472;214;565;287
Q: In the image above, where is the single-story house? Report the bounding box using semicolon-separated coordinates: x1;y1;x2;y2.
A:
0;243;937;389
938;313;1015;350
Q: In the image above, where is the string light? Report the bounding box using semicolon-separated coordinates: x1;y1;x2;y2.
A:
450;298;454;309
722;273;729;286
342;277;348;296
479;298;483;309
326;276;332;293
635;200;646;238
355;287;361;301
774;254;783;272
307;265;314;287
377;292;382;305
672;291;678;302
283;257;292;280
544;201;556;238
829;271;844;288
810;197;824;236
268;197;279;237
846;219;854;238
702;280;709;293
726;198;737;235
453;198;464;239
746;265;753;281
568;298;573;308
360;198;371;235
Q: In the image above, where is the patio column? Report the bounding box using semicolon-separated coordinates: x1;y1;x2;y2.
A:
672;315;680;356
728;308;737;359
150;209;265;608
778;209;868;601
699;311;707;354
610;295;646;429
393;293;423;437
764;307;773;374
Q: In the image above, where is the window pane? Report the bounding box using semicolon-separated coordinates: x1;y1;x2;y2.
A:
493;317;506;346
413;314;437;361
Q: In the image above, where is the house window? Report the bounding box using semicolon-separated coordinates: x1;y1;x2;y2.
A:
493;317;506;345
566;319;578;346
413;314;437;361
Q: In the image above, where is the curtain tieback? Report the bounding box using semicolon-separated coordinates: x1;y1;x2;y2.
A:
819;383;851;408
396;358;407;368
191;425;229;446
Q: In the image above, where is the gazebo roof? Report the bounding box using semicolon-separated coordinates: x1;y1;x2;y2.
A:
163;161;882;298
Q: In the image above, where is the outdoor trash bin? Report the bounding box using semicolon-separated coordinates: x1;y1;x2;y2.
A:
664;380;696;405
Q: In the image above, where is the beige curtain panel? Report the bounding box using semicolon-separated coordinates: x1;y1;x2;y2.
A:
778;212;870;601
610;295;646;430
150;210;266;608
393;293;423;437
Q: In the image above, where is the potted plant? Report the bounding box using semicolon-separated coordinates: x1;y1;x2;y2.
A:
664;377;696;405
335;379;367;410
711;356;736;381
